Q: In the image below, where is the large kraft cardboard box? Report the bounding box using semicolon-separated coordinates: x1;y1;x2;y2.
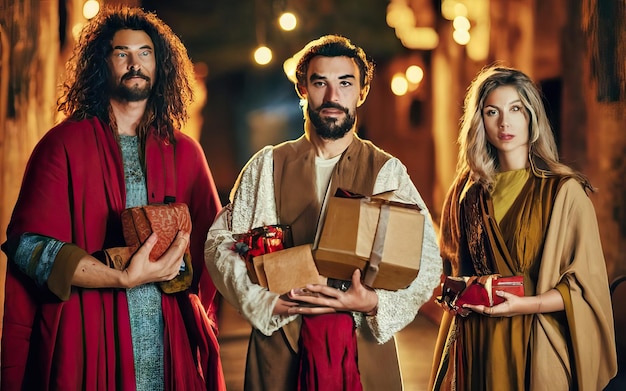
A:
313;195;424;290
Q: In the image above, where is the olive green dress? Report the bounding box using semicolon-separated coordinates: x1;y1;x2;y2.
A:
431;169;616;390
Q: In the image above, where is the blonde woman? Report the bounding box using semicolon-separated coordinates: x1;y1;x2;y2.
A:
430;65;616;390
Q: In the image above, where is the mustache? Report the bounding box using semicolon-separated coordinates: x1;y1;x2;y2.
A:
316;102;348;114
122;69;150;81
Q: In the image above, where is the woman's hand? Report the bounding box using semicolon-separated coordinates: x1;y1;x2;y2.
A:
462;289;564;317
283;269;378;316
462;290;525;317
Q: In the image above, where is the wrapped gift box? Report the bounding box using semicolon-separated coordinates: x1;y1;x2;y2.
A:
439;275;525;317
232;225;293;284
313;192;424;290
121;203;192;294
252;244;325;294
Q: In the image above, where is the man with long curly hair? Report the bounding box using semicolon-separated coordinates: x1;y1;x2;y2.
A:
1;6;225;390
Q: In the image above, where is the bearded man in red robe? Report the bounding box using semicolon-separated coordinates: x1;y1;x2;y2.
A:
1;6;225;391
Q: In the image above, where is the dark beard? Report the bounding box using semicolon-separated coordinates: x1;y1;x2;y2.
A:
110;70;152;102
308;103;355;140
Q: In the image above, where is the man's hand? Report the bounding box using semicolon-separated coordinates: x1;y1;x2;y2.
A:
272;296;299;316
123;231;189;288
72;231;189;289
283;269;378;316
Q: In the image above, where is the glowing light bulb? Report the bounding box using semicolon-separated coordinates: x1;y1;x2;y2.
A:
83;0;100;20
453;30;471;45
453;16;471;31
72;22;84;41
279;12;297;31
391;73;409;96
405;65;424;84
254;46;272;65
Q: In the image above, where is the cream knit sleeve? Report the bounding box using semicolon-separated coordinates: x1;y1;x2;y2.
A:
205;147;298;336
354;157;443;343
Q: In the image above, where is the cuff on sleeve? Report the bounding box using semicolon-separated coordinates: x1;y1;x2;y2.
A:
47;244;88;301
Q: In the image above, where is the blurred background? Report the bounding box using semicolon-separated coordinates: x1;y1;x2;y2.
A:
0;0;625;387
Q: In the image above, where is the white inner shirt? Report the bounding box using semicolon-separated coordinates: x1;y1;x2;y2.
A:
315;154;341;203
313;154;341;248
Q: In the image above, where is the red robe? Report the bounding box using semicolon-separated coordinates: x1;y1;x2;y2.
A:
2;117;226;390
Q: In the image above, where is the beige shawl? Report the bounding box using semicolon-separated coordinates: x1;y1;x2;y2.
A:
430;174;616;390
531;179;616;389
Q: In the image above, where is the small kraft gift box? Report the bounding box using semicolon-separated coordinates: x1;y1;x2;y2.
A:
313;189;425;290
232;225;323;294
253;244;325;294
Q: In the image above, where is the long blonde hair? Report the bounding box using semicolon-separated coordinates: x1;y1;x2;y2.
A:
457;65;592;190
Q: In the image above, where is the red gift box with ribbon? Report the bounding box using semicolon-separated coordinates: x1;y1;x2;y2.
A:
439;275;525;317
232;225;293;284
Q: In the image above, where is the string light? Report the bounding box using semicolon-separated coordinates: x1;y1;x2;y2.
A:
254;46;272;65
405;65;424;84
386;1;438;50
391;73;409;96
453;30;470;45
253;0;273;66
278;12;297;31
82;0;100;20
441;0;467;20
452;15;471;45
452;16;470;31
72;22;84;41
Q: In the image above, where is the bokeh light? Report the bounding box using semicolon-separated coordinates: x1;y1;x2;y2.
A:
405;65;424;84
453;30;471;45
391;73;409;96
278;12;297;31
254;46;272;65
82;0;100;20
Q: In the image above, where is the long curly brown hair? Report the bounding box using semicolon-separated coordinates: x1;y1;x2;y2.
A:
57;6;195;143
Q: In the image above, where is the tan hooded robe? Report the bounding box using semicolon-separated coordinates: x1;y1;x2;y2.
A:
431;171;616;390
